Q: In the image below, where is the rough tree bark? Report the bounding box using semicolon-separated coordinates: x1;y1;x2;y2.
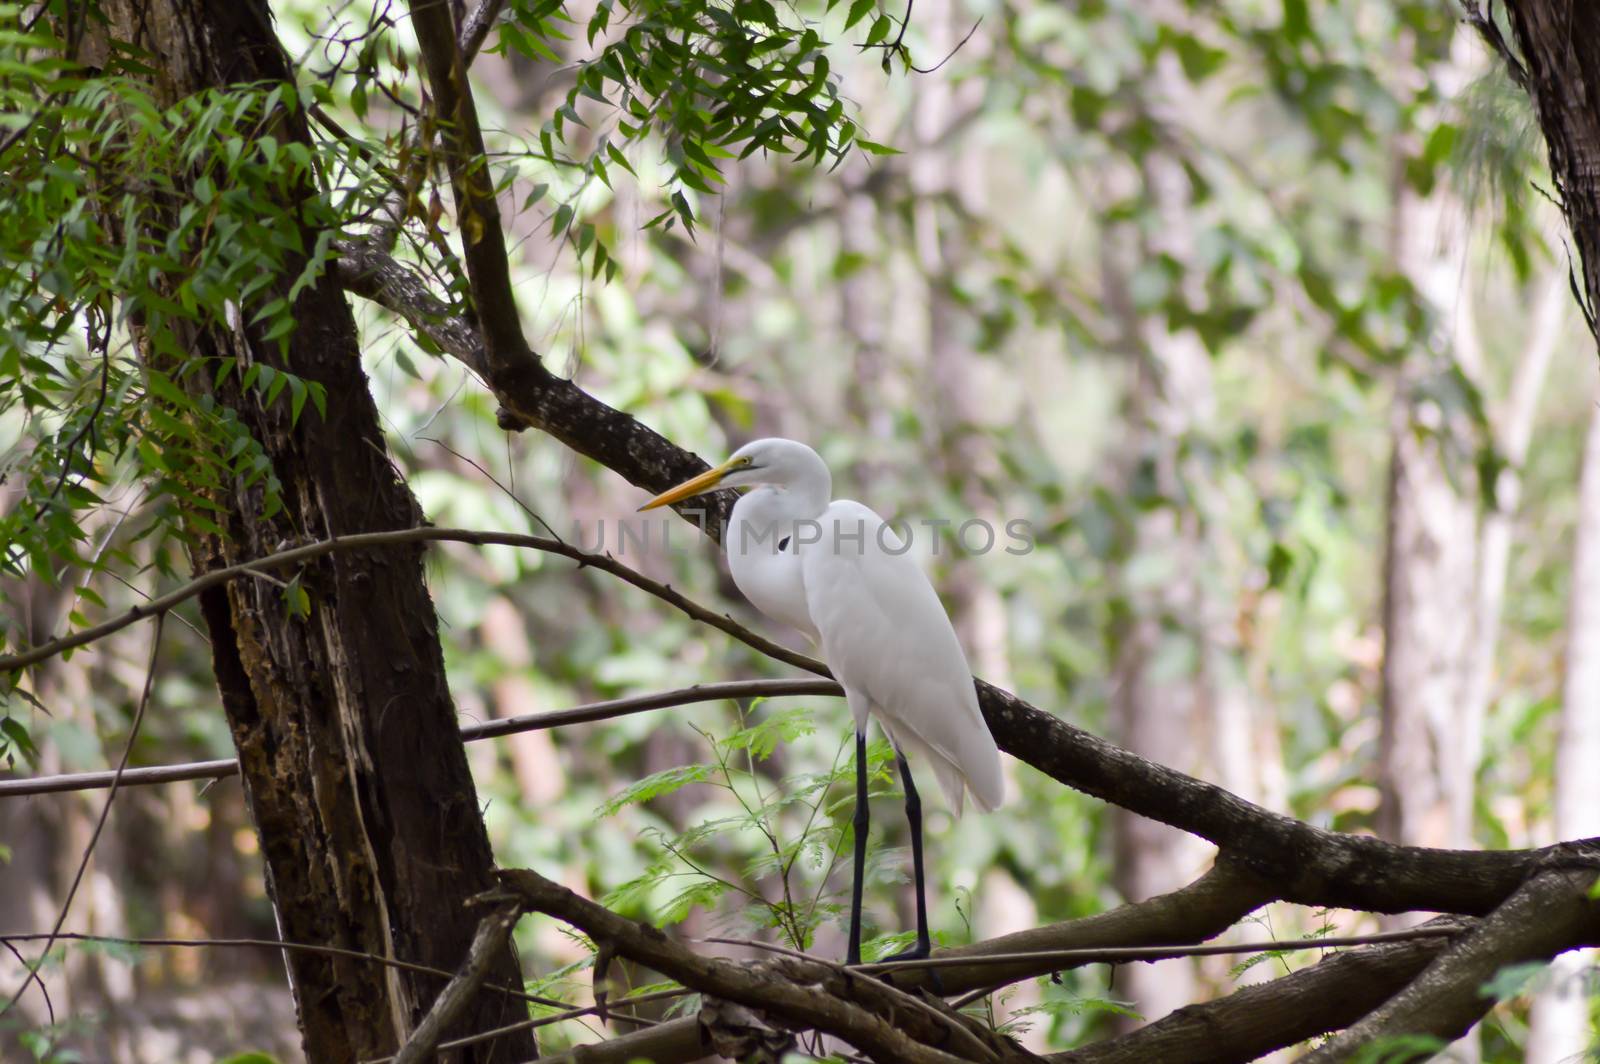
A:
1504;2;1600;346
84;3;533;1060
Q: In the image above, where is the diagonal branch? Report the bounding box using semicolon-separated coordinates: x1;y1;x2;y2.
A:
409;0;537;382
497;866;1035;1064
330;241;735;519
393;901;522;1064
0;678;841;798
1299;843;1600;1062
1052;916;1467;1064
5;523;1584;924
1456;1;1529;90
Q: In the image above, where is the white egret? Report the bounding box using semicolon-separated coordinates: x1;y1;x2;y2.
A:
640;438;1003;964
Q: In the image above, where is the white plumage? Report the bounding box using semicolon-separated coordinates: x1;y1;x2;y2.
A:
640;437;1005;964
798;499;1003;816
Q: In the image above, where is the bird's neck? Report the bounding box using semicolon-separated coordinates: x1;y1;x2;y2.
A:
734;483;829;531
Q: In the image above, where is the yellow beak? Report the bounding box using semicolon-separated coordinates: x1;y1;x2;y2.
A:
637;461;736;511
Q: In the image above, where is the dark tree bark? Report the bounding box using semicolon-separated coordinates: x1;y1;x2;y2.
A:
87;2;534;1060
1504;2;1600;345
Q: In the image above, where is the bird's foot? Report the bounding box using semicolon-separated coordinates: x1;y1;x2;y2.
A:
877;939;943;994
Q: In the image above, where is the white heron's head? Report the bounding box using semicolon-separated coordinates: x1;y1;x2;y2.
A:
638;438;830;510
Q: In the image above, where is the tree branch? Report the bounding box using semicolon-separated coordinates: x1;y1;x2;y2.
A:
1456;1;1529;90
459;0;507;67
329;240;740;526
1053;917;1466;1064
393;901;522;1064
409;0;538;383
0;678;840;798
1300;843;1600;1062
497;866;1034;1064
6;522;1588;927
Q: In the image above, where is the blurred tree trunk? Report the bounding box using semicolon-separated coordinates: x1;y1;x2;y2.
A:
1376;392;1478;852
80;3;533;1061
1524;386;1600;1062
1461;273;1565;783
1377;178;1481;857
1098;51;1230;1025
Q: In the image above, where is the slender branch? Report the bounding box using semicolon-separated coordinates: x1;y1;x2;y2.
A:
0;526;821;675
1052;918;1467;1064
497;866;1025;1064
362;987;685;1064
0;930;570;1011
1300;844;1600;1062
409;0;536;382
392;901;521;1064
459;0;507;65
1456;0;1529;90
0;616;162;1019
858;928;1464;974
0;678;840;798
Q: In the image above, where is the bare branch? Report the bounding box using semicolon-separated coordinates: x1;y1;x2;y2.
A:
497;866;1034;1064
409;0;536;381
1053;917;1467;1064
1;616;162;1019
0;526;821;675
0;930;569;1011
0;678;840;798
7;523;1589;930
330;241;738;526
1300;844;1600;1062
1456;1;1529;90
393;901;521;1064
459;0;507;66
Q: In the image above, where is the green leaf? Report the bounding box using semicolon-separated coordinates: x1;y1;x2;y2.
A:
596;764;715;817
844;0;875;31
855;138;900;156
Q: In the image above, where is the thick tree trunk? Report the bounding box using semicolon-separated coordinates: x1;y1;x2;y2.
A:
89;3;533;1060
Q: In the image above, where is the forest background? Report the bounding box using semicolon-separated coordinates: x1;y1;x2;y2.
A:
2;0;1599;1061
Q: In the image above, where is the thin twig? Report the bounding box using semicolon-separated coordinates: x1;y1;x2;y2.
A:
851;928;1465;973
0;678;840;797
362;987;685;1064
0;931;571;1011
393;902;521;1064
0;615;163;1019
0;526;828;678
1456;0;1529;90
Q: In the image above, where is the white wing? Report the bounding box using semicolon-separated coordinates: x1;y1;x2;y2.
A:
800;501;1004;815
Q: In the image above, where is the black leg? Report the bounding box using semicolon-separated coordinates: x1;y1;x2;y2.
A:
899;754;931;959
881;754;932;963
847;730;869;966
